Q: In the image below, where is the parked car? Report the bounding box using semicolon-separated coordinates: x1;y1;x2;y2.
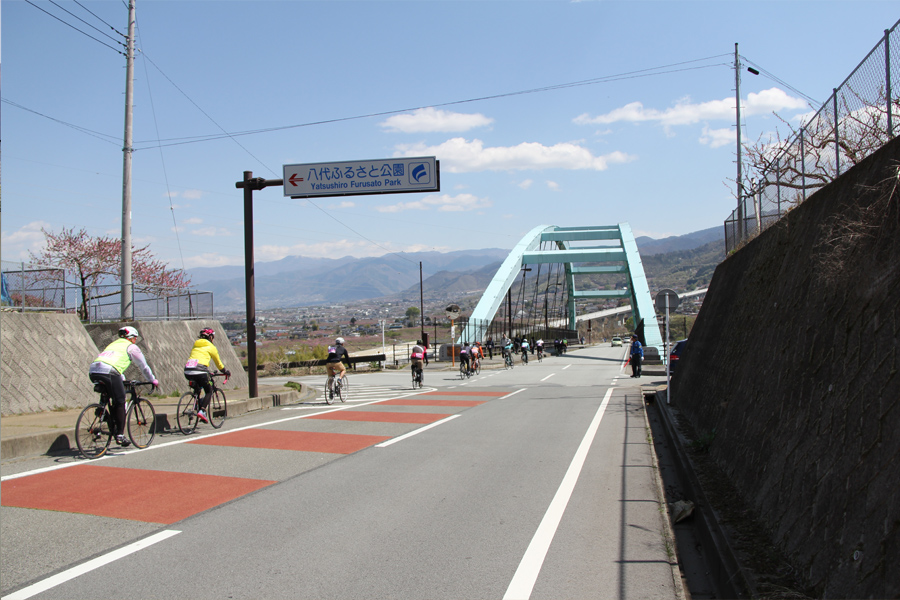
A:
668;339;688;375
611;337;623;347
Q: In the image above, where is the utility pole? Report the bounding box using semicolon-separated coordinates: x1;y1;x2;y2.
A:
734;43;744;245
120;0;136;320
419;261;425;343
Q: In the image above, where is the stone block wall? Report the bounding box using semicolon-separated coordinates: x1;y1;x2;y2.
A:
672;137;900;598
1;312;99;414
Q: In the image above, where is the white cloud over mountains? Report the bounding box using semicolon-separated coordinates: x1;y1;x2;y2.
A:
375;193;488;213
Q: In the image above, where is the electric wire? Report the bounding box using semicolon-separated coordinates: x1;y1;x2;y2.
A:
136;23;189;276
73;0;126;37
24;0;125;56
741;55;821;107
48;0;125;46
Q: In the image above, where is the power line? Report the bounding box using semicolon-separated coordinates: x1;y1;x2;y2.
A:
73;0;126;38
24;0;125;56
741;55;821;106
48;0;125;46
133;56;732;149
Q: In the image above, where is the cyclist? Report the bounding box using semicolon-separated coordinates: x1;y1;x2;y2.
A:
536;338;544;360
88;326;159;447
410;340;425;383
471;343;482;372
520;338;530;364
184;328;231;424
459;341;471;375
326;337;351;385
502;336;514;361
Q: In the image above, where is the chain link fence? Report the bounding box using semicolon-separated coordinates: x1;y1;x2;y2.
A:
726;21;900;252
1;260;212;322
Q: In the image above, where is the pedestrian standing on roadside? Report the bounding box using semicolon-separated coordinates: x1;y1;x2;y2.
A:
630;334;643;378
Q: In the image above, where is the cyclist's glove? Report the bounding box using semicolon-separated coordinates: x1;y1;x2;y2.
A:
223;369;232;378
151;379;160;393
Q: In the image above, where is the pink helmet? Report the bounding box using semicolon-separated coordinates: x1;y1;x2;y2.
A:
199;328;215;340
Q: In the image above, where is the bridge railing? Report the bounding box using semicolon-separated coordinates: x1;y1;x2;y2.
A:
726;22;899;252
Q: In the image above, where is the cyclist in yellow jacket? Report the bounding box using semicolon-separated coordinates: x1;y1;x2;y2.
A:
89;326;159;447
184;328;231;423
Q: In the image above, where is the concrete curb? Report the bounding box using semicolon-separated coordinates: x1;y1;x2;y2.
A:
0;386;316;461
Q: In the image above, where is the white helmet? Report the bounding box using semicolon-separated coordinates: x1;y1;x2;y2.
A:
118;326;139;339
335;337;345;345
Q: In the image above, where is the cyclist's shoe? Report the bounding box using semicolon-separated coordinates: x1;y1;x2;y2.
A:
197;410;209;423
116;435;131;447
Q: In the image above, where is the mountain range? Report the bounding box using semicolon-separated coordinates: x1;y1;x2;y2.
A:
191;226;724;311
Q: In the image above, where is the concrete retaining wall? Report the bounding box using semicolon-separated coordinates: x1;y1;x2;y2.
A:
84;320;249;395
1;316;249;415
672;137;900;598
1;312;99;415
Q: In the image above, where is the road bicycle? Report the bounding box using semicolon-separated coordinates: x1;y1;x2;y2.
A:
537;348;544;362
176;372;228;434
459;361;472;379
521;350;529;365
75;380;156;459
326;373;348;404
411;364;424;389
504;351;514;370
472;357;481;375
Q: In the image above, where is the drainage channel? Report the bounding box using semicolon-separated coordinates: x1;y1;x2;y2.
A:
644;390;752;600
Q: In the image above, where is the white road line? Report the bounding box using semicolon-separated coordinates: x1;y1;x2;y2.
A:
503;387;614;600
1;530;181;600
499;388;526;400
540;373;555;382
562;364;572;370
374;415;460;448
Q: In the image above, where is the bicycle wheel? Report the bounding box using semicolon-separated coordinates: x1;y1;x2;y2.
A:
474;361;481;375
459;364;467;380
337;377;347;402
325;377;335;405
208;389;227;428
177;392;199;434
127;398;156;449
75;403;112;459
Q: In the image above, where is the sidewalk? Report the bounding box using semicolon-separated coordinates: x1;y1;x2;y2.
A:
0;382;317;461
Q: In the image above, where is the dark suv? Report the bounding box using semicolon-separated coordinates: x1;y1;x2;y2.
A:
668;339;687;376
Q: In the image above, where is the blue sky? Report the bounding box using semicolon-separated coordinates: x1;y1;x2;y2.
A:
2;0;897;273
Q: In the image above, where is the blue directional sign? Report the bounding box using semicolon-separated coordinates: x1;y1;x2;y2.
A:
284;156;439;198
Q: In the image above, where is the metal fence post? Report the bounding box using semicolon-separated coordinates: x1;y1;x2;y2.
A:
887;29;893;138
834;89;840;176
776;157;782;216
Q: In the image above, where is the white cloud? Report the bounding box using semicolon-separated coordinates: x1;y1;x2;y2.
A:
699;125;734;148
0;221;51;261
183;217;203;225
546;181;560;191
574;87;807;127
375;193;489;213
518;179;534;190
329;201;356;209
380;107;493;133
190;227;231;237
394;138;635;172
166;189;204;200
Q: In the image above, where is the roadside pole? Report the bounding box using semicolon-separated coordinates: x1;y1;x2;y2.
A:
655;289;680;405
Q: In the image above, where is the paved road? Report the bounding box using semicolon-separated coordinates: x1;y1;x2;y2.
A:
1;345;680;600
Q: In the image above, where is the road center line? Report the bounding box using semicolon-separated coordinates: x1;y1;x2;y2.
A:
540;373;555;382
1;530;181;600
503;387;614;600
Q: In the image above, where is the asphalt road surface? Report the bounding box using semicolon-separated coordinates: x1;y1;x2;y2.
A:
1;344;681;600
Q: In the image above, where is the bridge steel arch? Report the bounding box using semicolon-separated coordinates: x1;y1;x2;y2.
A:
459;223;663;353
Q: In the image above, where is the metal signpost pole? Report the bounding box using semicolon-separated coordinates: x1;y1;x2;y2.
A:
235;172;283;399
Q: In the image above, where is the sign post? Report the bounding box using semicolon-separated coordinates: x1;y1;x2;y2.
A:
655;289;681;405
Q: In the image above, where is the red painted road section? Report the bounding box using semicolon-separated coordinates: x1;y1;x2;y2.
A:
377;399;486;407
415;391;508;397
1;465;274;524
189;429;391;454
308;411;451;424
